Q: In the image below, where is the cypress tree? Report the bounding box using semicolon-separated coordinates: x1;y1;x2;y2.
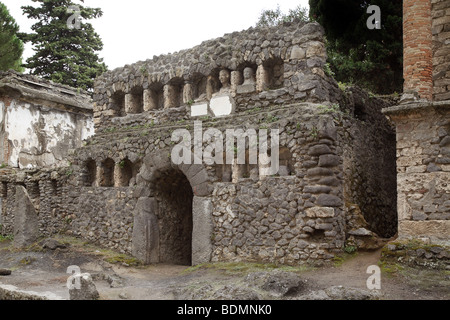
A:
21;0;107;91
0;2;24;72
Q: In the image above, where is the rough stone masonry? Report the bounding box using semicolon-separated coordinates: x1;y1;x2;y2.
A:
0;21;399;266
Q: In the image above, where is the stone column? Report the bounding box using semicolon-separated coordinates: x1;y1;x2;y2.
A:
403;0;433;101
125;93;134;114
256;65;269;92
230;71;241;97
13;186;38;249
183;82;194;104
431;0;450;101
132;197;160;264
192;197;213;265
125;93;143;114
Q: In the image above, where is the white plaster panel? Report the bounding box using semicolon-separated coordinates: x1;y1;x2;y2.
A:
210;94;235;117
191;102;209;117
5;100;94;169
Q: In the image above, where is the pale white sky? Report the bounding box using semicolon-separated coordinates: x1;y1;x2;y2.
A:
2;0;309;70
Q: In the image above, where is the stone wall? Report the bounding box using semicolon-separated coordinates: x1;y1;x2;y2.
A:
383;101;450;245
92;22;341;133
0;97;398;265
0;21;399;266
432;0;450;101
341;87;398;239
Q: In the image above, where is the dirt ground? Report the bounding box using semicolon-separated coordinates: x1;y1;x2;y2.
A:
0;237;448;300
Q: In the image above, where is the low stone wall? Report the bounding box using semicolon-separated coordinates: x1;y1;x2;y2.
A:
382;239;450;270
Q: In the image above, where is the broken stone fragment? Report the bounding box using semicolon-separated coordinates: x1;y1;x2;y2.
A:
348;228;374;237
69;273;100;301
41;238;67;250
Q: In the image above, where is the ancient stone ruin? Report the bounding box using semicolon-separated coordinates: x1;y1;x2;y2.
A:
0;3;448;268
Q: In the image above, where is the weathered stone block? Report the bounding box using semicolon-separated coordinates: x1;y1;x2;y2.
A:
13;186;39;249
69;273;100;301
308;144;332;156
131;197;159;264
305;207;335;218
192;197;213;266
316;194;342;207
318;155;340;167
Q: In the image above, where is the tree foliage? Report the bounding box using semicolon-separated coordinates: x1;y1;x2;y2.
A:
309;0;403;94
256;5;310;28
20;0;107;91
256;1;403;94
0;2;24;72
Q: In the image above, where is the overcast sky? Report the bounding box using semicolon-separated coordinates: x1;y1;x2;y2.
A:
2;0;309;71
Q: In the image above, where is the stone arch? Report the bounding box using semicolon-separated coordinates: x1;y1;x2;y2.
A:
132;152;213;266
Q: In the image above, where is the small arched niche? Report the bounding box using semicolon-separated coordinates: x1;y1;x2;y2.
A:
110;91;126;117
126;86;144;114
279;147;294;176
145;82;164;111
99;158;115;187
83;159;97;187
191;73;208;101
258;58;285;91
116;158;133;187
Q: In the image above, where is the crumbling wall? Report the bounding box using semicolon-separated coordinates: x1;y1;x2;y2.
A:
0;97;93;168
0;71;94;169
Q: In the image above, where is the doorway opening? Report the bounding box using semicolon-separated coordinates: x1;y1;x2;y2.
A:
153;168;194;265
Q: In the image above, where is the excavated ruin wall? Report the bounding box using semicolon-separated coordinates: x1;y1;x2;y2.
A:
91;22;341;133
0;21;399;265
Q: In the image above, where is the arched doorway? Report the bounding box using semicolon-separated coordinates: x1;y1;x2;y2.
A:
132;152;213;266
154;168;193;265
